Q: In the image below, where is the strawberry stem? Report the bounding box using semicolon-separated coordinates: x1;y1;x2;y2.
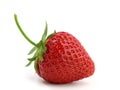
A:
14;14;56;71
14;14;37;47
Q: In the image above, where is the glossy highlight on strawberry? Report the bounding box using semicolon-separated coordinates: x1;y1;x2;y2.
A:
14;14;95;84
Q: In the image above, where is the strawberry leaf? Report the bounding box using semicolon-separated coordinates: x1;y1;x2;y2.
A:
27;56;37;61
26;61;32;67
28;47;37;55
39;54;44;61
42;22;48;41
34;60;38;71
41;41;47;53
46;30;56;41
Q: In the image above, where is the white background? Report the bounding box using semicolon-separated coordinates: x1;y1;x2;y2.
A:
0;0;120;90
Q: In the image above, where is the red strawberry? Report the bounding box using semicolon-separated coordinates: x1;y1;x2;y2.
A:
14;14;95;84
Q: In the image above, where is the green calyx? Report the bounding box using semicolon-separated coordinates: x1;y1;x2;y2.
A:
14;14;56;71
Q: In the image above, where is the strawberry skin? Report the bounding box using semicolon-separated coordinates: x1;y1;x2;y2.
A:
37;32;95;83
14;14;95;84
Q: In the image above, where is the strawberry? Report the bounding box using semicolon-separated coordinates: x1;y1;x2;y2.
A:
14;14;95;84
